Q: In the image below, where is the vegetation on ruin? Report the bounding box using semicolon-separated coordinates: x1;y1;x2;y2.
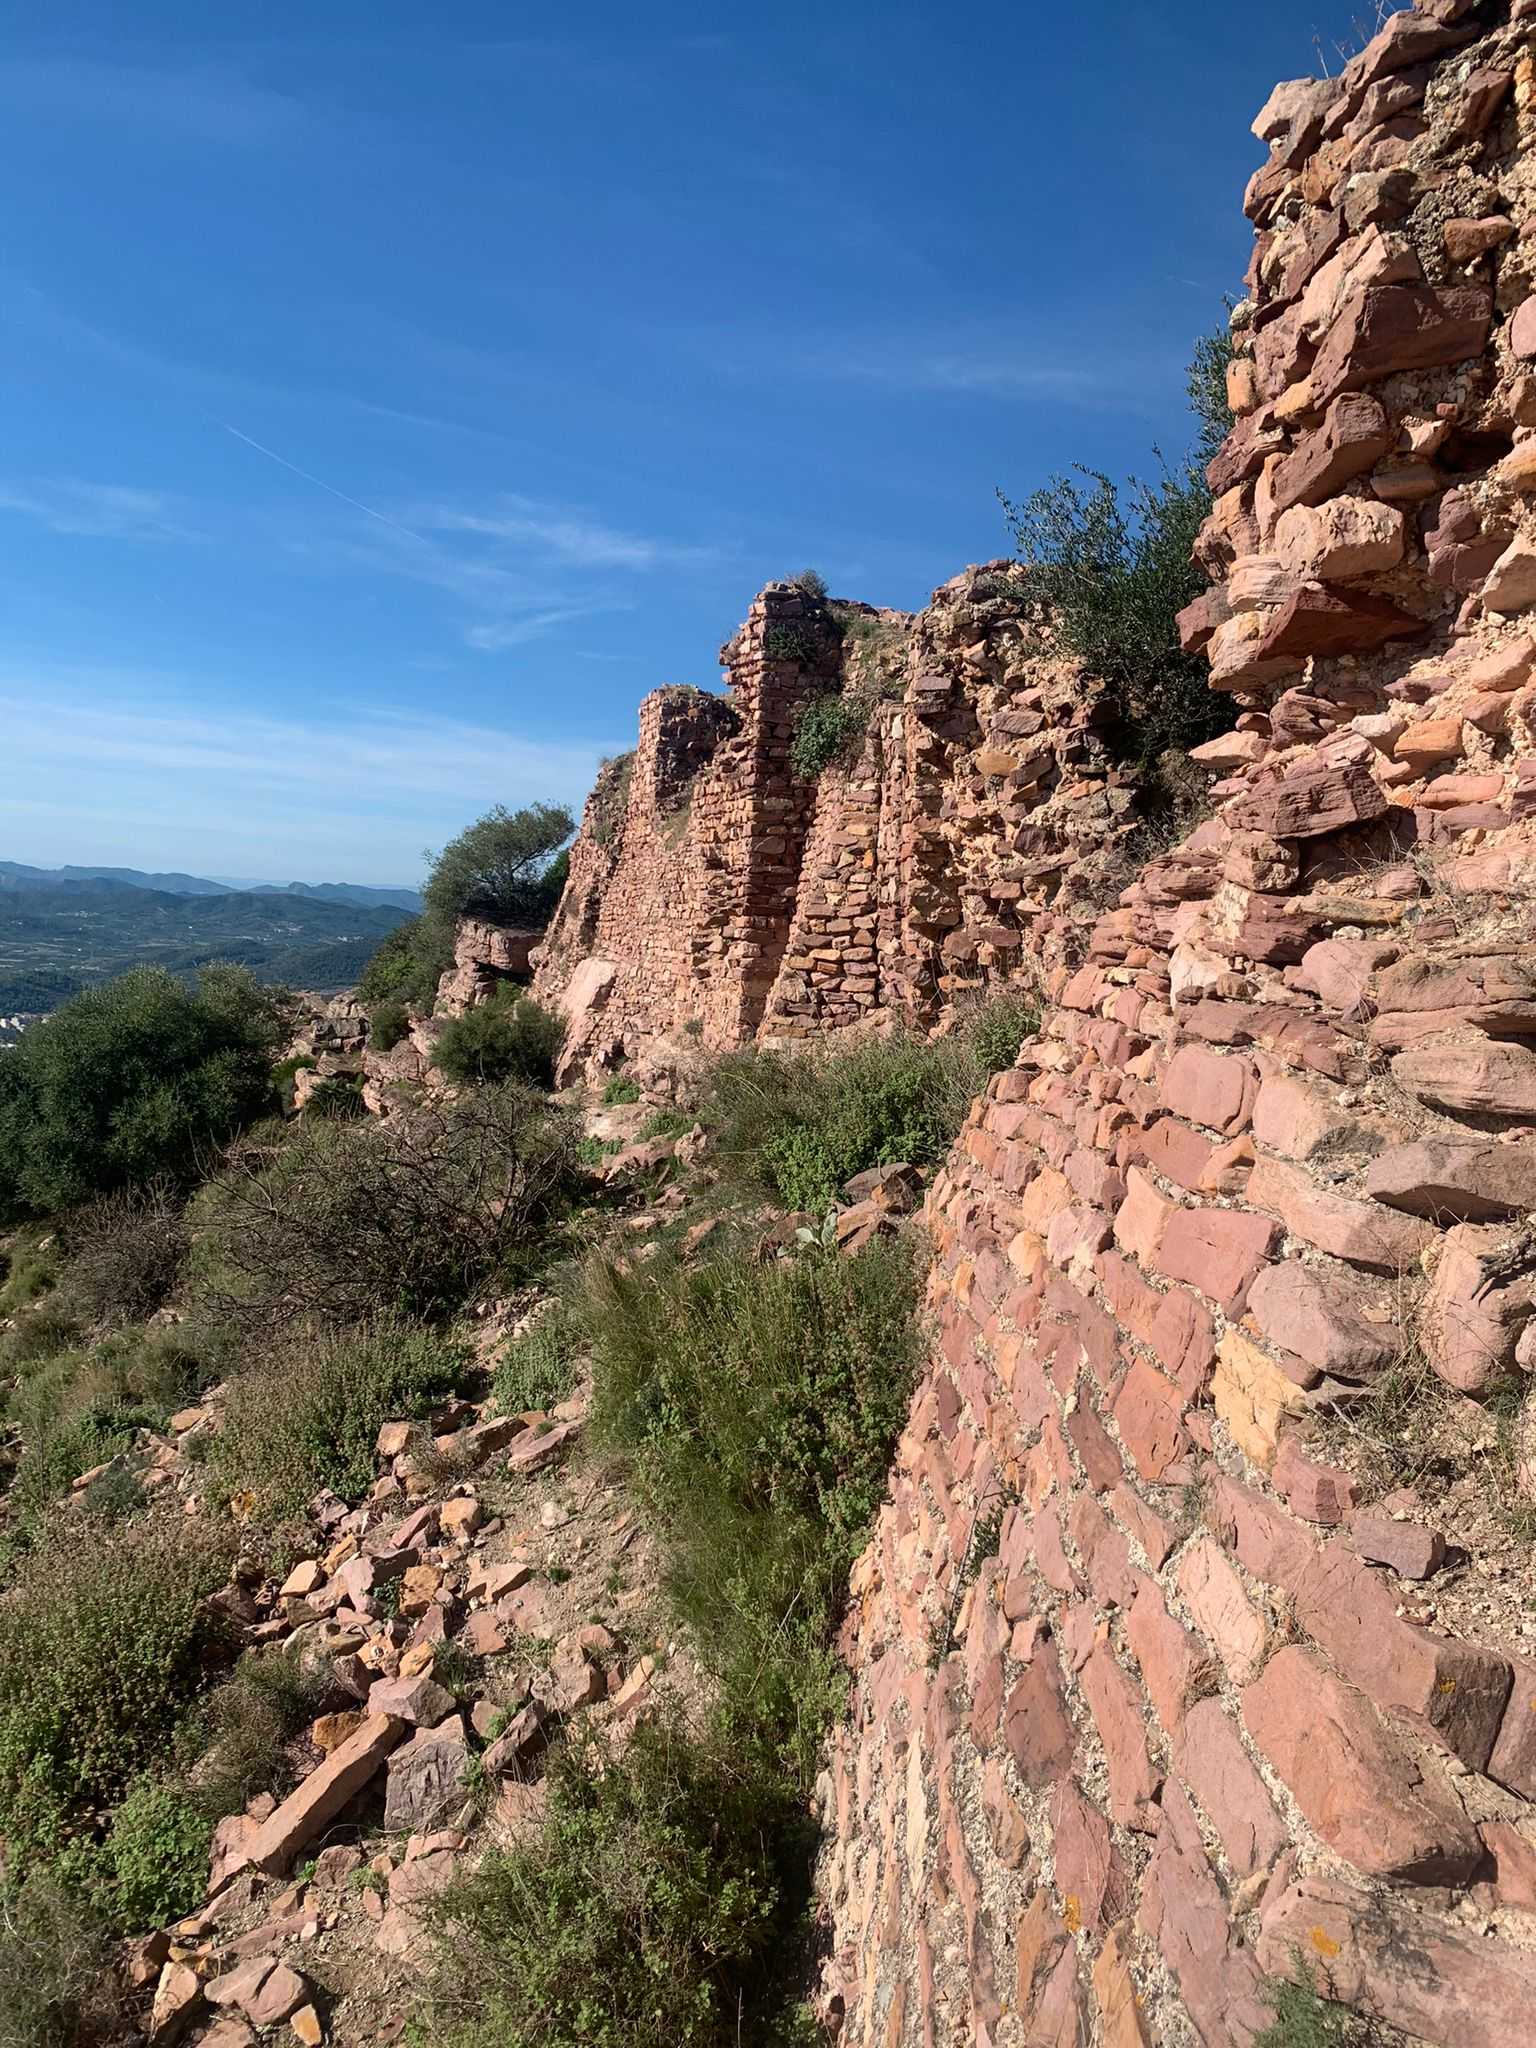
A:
1000;323;1236;786
432;987;564;1089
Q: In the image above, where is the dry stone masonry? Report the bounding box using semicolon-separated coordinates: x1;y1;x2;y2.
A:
531;572;1140;1083
811;5;1536;2043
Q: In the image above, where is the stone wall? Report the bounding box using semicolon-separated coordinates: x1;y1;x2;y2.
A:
816;6;1536;2044
532;569;1139;1083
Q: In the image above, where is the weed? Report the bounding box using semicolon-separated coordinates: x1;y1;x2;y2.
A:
494;1306;582;1415
369;998;411;1052
192;1645;331;1819
705;1034;980;1213
0;1873;124;2048
99;1775;212;1933
603;1074;641;1106
1255;1953;1362;2047
209;1318;470;1519
64;1183;188;1324
417;1721;813;2048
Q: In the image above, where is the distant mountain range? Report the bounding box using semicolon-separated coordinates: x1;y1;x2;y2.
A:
0;866;418;1014
0;860;422;913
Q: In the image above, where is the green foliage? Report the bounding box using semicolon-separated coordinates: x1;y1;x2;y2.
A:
0;1873;122;2048
962;991;1040;1076
0;1518;233;1872
792;568;828;599
369;998;411;1051
638;1108;692;1141
1188;319;1238;466
790;690;872;779
5;1323;213;1543
494;1307;581;1416
999;325;1236;779
209;1318;469;1517
602;1074;641;1106
420;1723;811;2048
706;1035;978;1214
356;917;450;1012
423;802;573;932
0;965;289;1221
0;1235;60;1316
193;1647;331;1819
1255;1957;1359;2048
193;1086;578;1328
304;1072;367;1120
584;1234;923;1781
99;1776;211;1932
434;992;564;1090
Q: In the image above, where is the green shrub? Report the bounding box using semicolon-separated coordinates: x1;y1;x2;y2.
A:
357;917;450;1012
0;1518;233;1872
434;993;564;1090
420;1722;810;2048
100;1775;212;1932
193;1085;578;1328
638;1108;692;1141
790;690;871;779
1255;1957;1358;2048
999;325;1236;778
493;1307;581;1416
0;1235;60;1316
304;1072;366;1119
64;1183;188;1324
962;991;1040;1076
6;1323;219;1540
792;568;828;599
0;966;289;1221
0;1294;83;1374
602;1074;640;1106
209;1318;469;1517
0;1873;122;2048
370;999;411;1052
706;1035;978;1214
584;1234;922;1780
192;1646;331;1819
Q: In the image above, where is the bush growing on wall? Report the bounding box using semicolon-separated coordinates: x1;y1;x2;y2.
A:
999;324;1236;783
433;991;564;1090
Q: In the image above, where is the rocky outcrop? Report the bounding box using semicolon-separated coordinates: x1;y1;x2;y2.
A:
532;571;1142;1084
815;7;1536;2045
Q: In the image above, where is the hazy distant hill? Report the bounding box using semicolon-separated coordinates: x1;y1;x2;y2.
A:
0;878;410;1011
0;860;422;914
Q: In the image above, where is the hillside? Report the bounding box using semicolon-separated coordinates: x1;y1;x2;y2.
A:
0;879;410;1009
0;861;422;915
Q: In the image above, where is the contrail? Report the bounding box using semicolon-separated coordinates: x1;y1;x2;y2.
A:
213;418;426;541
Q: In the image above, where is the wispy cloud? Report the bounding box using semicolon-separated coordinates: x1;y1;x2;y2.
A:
0;680;618;878
0;58;305;146
0;479;193;541
414;497;718;571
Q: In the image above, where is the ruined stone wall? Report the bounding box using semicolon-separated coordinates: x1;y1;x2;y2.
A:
816;6;1536;2045
532;568;1138;1082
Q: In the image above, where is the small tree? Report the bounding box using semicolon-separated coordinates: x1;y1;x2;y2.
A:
423;802;573;931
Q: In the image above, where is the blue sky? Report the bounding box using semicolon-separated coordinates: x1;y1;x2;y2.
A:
2;0;1369;884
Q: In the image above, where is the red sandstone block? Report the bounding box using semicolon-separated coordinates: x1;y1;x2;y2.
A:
1273;1437;1361;1523
1137;1117;1219;1193
1488;1654;1536;1801
1080;1644;1161;1830
1067;1397;1124;1492
1139;1780;1272;2042
1003;1634;1078;1788
1174;1697;1287;1879
1178;1537;1267;1684
1247;1154;1436;1273
1112;1359;1189;1482
1050;1779;1130;1936
1243;1646;1483;1883
1032;1504;1082;1597
1153;1204;1277;1313
1161;1044;1259;1134
1126;1577;1211;1738
1207;1473;1317;1590
1111;1483;1178;1569
1113;1168;1176;1265
1151;1287;1218;1393
1069;1493;1138;1611
1291;1540;1511;1769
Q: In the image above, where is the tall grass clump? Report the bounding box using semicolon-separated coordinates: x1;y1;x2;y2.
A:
208;1318;469;1518
705;1016;1031;1213
585;1233;923;1778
